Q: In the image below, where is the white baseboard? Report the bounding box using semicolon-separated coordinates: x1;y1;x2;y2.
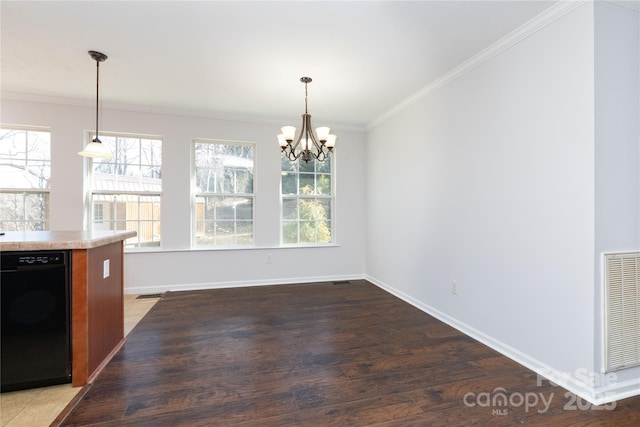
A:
124;274;366;295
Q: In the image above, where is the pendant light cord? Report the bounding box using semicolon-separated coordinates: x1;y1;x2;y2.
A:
94;59;100;143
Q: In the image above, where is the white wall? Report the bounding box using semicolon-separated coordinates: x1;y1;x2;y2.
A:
594;0;640;397
366;2;610;401
1;98;367;292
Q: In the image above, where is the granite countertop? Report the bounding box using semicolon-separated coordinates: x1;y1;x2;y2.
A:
0;230;137;251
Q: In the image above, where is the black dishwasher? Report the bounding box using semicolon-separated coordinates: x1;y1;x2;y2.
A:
1;251;72;392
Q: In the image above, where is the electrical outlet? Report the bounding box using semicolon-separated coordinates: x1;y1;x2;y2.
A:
451;280;458;295
103;259;110;279
267;254;272;264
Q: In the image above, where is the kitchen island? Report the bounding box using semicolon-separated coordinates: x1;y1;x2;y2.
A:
1;230;136;387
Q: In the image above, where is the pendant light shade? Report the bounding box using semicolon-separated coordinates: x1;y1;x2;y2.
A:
78;140;113;158
79;50;112;159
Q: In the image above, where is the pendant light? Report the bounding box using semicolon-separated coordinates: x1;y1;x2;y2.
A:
278;77;336;163
78;50;112;159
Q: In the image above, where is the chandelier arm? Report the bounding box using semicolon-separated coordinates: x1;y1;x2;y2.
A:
289;114;307;158
304;114;321;150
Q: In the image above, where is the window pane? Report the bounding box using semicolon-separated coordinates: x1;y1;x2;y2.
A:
92;134;163;185
204;197;216;220
318;220;332;243
236;222;253;244
281;157;297;172
0;129;51;189
216;199;235;220
26;161;51;189
300;221;317;243
299;174;315;194
216;221;235;244
317;174;331;195
0;191;49;231
25;193;49;221
141;166;161;179
282;198;298;220
317;157;331;173
236;198;253;220
282;221;298;244
317;199;332;220
193;140;255;247
299;160;315;173
92;193;161;248
281;173;297;195
236;169;253;193
141;138;162;167
299;199;316;220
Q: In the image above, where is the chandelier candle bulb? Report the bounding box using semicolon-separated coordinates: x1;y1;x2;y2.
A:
315;127;330;142
281;126;296;142
325;134;337;150
277;134;288;148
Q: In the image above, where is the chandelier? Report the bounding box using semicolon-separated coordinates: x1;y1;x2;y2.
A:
278;77;336;162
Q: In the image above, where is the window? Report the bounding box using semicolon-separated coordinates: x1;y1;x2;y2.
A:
89;133;162;248
193;140;254;247
0;127;51;231
281;155;333;244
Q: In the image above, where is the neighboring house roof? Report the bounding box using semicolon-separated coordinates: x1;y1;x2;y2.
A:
93;173;161;193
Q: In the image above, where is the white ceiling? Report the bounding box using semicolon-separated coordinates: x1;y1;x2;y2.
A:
1;1;557;130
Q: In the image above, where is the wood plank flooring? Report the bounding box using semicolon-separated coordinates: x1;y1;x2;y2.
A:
58;280;640;426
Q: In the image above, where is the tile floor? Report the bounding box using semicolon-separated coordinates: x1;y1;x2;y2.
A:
0;294;160;427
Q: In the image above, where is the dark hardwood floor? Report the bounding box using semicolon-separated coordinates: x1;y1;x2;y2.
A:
57;280;640;426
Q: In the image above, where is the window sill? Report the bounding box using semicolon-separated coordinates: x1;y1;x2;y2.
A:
124;243;340;254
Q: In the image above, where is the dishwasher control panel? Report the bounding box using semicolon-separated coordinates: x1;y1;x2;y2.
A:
2;251;67;269
18;254;65;265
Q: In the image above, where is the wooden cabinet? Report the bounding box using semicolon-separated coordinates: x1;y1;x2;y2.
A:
71;241;125;386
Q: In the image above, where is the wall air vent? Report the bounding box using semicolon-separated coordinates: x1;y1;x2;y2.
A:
604;252;640;372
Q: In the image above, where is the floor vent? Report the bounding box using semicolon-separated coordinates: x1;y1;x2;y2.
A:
333;280;351;285
136;293;163;299
604;252;640;372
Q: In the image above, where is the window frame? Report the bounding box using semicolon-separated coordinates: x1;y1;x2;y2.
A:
280;153;335;246
191;138;256;248
0;125;51;231
86;131;163;249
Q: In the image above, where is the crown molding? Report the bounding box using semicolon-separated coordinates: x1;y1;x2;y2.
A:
1;91;364;133
608;0;640;12
366;0;589;130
